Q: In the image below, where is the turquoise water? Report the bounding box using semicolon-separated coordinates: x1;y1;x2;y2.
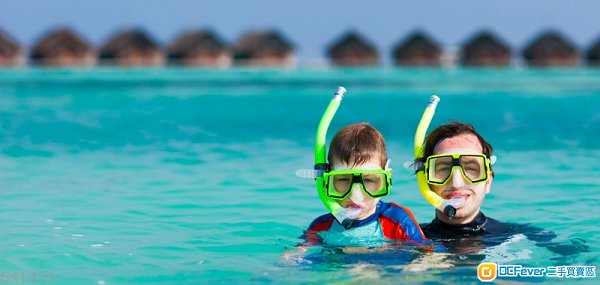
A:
0;68;598;284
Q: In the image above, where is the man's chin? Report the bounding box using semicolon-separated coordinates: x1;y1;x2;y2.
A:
436;204;475;222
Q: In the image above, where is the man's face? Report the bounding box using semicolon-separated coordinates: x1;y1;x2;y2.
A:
331;155;387;221
430;133;492;223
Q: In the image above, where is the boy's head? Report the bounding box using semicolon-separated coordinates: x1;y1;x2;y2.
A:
328;123;388;169
326;123;391;220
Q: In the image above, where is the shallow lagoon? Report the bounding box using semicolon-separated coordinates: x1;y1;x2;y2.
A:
0;68;598;284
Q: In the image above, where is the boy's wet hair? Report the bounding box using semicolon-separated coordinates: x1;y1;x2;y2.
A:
328;123;387;168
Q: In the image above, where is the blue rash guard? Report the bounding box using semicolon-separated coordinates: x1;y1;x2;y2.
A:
303;201;426;246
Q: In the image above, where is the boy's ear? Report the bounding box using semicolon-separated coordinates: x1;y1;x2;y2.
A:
389;168;393;175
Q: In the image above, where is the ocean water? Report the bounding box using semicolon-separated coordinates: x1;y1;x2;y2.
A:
0;68;598;284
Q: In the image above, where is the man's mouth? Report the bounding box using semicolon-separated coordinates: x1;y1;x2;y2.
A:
444;190;471;199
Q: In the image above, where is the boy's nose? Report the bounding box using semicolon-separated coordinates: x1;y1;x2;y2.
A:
349;183;364;202
451;167;466;188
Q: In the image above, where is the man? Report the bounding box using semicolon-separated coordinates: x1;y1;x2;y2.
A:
419;122;588;257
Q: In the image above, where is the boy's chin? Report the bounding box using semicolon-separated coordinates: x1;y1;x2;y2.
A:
353;205;378;220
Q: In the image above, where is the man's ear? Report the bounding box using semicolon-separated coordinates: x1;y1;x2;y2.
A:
485;178;493;194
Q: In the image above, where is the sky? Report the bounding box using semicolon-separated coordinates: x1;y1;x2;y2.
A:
2;0;600;64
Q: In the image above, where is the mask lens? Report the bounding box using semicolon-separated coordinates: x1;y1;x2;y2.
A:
326;170;390;199
429;156;453;183
328;174;353;198
460;155;486;182
362;173;387;196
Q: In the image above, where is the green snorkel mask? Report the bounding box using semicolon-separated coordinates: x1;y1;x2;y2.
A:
304;87;392;228
413;96;465;218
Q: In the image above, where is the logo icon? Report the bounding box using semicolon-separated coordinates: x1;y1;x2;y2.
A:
478;262;497;282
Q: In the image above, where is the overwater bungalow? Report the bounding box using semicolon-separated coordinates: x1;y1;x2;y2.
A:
460;31;511;67
327;31;379;66
30;28;95;67
232;30;294;66
99;29;163;66
0;29;22;66
392;31;441;66
167;30;230;67
585;37;600;67
522;31;579;67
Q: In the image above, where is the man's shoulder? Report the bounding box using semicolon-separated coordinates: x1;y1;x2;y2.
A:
481;215;511;233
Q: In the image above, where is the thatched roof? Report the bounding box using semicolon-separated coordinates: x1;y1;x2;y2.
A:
327;31;379;66
30;28;94;66
0;29;20;57
232;30;294;66
0;29;21;66
167;29;230;66
460;31;511;67
392;31;441;66
99;28;163;66
585;37;600;66
522;31;579;67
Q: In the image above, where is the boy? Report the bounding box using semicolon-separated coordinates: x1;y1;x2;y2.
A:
304;123;426;246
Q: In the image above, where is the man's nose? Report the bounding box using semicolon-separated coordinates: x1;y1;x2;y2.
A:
450;167;466;188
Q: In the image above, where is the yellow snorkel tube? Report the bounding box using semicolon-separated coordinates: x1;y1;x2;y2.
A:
314;86;359;228
414;96;464;218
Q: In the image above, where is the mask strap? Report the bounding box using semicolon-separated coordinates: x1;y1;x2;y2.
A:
384;159;391;170
490;155;497;165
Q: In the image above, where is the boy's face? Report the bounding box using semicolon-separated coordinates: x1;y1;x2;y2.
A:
330;155;389;221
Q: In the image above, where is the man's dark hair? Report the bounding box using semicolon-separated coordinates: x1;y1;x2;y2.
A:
423;121;494;174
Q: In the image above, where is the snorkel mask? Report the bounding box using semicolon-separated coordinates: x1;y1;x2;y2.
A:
413;96;465;218
298;86;390;228
323;168;392;200
425;153;493;185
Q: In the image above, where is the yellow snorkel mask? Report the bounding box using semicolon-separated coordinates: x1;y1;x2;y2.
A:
424;153;492;185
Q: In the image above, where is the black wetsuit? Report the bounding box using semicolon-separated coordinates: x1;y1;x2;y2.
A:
420;211;589;261
421;211;509;240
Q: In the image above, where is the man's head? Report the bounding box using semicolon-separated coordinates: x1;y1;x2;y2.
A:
424;122;494;224
326;123;390;220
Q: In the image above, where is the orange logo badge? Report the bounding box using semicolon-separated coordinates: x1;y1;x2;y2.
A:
478;262;497;282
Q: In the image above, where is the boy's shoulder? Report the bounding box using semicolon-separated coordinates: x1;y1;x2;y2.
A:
306;213;336;232
379;202;419;223
378;202;426;242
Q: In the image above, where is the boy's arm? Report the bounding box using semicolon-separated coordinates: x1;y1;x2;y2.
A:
281;214;334;265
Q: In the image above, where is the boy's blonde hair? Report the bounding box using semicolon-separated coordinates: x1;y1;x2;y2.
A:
328;123;388;168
